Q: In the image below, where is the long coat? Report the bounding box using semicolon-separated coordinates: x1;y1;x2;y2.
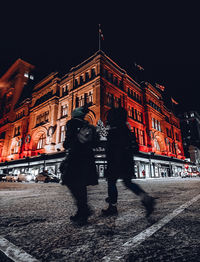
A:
106;124;138;179
62;118;98;186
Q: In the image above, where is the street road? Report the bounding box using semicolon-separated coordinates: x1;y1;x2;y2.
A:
0;178;200;262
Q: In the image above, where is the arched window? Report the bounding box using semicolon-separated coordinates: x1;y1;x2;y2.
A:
154;138;160;151
37;134;46;149
13;142;18;154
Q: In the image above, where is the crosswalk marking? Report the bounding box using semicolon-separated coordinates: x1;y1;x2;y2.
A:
102;193;200;261
0;237;40;262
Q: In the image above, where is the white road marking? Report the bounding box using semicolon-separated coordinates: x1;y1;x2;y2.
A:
102;193;200;262
0;237;40;262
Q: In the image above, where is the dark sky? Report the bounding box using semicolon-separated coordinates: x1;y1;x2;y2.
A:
1;2;199;114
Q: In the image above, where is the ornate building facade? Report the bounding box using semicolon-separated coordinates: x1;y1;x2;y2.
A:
0;51;192;178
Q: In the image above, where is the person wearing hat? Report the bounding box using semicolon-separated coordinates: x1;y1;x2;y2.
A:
102;107;156;218
62;106;99;226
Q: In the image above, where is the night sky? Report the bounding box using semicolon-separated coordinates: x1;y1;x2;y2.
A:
1;2;199;114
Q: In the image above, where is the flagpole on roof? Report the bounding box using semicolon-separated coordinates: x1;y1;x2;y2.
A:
98;24;104;51
98;24;101;51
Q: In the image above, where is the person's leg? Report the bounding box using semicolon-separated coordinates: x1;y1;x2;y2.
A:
68;184;91;224
102;178;118;216
123;177;145;196
123;177;156;218
107;177;118;204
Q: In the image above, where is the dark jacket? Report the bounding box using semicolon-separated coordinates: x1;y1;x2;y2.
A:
63;118;98;186
106;124;138;179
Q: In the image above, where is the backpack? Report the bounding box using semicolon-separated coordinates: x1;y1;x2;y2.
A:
77;124;94;144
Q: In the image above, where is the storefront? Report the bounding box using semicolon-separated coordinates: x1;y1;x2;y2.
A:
0;151;197;180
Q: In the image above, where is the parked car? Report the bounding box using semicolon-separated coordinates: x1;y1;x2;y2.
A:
49;175;60;183
17;174;26;182
181;172;188;178
35;171;60;183
191;171;200;177
0;174;6;182
17;173;35;182
3;174;18;182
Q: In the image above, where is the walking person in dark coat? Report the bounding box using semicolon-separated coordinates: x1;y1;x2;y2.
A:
102;107;156;218
62;106;98;226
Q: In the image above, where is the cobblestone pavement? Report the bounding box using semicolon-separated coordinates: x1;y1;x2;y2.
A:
0;178;200;262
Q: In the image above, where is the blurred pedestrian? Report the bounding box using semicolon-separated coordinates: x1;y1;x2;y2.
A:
102;107;156;218
61;106;99;226
142;169;146;178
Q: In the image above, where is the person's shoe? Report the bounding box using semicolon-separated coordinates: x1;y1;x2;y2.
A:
101;204;118;216
70;213;81;222
75;217;88;226
141;195;156;218
70;207;93;223
86;207;94;217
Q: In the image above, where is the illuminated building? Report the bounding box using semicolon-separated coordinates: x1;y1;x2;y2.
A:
179;111;200;169
0;51;193;178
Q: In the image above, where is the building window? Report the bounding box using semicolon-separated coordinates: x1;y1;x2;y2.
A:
61;85;68;96
104;69;108;79
13;143;18;154
137;112;142;122
114;77;118;86
158;121;161;131
79;96;84;107
91;68;96;78
85;72;89;82
37;134;46;149
154;138;160;151
60;126;65;143
128;106;131;117
131;108;134;118
152;118;155;129
14;126;20;137
0;131;6;139
61;105;68;117
74;79;78;89
107;93;113;107
166;128;172;138
79;75;83;85
135;109;138;120
88;91;93;104
138;130;145;145
152;118;161;131
155;119;158;130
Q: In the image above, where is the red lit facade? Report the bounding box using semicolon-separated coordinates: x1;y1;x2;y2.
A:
0;51;191;178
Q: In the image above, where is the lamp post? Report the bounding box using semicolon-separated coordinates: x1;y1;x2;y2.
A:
26;157;30;173
5;160;8;174
42;153;47;172
149;152;155;178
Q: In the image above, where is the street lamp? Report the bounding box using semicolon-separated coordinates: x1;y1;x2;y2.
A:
5;160;8;174
149;152;155;178
41;153;47;172
26;157;30;173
